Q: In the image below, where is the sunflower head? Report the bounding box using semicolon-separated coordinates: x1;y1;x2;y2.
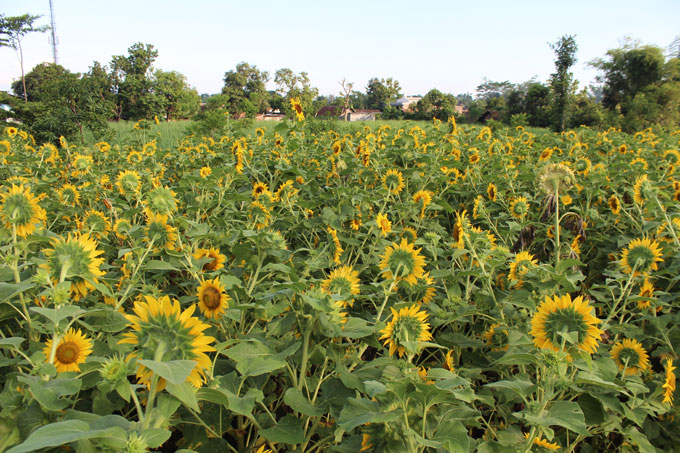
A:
608;194;621;215
144;186;179;216
248;201;271;230
58;184;81;207
508;251;538;288
197;277;230;319
483;323;509;351
376;212;392;236
290;97;304;121
530;294;603;357
145;212;178;251
509;196;530;220
382;169;405;195
193;247;226;272
40;233;105;301
487;183;497;202
452;210;470;249
380;238;426;286
0;184;46;237
538;163;575;194
116;170;142;196
378;304;433;358
252;182;269;198
43;328;93;373
620;237;663;276
78;210;111;240
610;338;650;376
118;295;215;389
321;266;361;307
633;174;652;205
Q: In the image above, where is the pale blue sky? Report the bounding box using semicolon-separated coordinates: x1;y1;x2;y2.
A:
1;0;678;97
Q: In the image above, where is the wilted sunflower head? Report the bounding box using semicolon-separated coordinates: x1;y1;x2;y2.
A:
0;184;46;237
118;295;215;389
40;233;105;301
537;163;575;194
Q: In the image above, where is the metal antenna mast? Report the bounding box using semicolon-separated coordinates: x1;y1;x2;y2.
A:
48;0;58;64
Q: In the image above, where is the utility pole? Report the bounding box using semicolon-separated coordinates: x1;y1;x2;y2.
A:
48;0;58;64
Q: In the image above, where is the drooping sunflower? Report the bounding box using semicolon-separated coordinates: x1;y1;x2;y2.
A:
78;209;111;240
43;328;93;373
290;97;304;121
57;183;81;207
118;295;215;389
327;226;343;264
523;433;560;451
473;195;485;220
610;338;650;376
380;238;426;286
633;174;650;206
197;277;230;319
530;294;603;356
487;183;497;202
620;237;663;276
40;233;105;301
145;212;178;251
382;169;405;195
401;226;418;243
452;210;470;249
379;304;432;358
321;265;360;307
608;194;621;215
376;212;392;236
509;196;530;220
637;278;655;309
482;323;509;351
412;190;433;218
662;358;676;405
144;186;179;216
116;170;142;196
0;184;46;237
249;200;271;230
508;251;538;288
193;247;226;272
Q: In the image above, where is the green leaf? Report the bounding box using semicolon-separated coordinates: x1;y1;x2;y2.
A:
486;379;536;399
284;388;323;416
433;420;470;452
31;305;84;325
341;317;374;338
137;359;196;385
577;393;605;425
626;426;655;453
222;340;293;377
6;420;125;453
259;415;306;444
166;382;199;411
493;353;538;366
337;398;402;431
525;401;588;435
139;428;172;448
19;376;82;411
0;337;25;348
0;280;35;301
143;260;179;271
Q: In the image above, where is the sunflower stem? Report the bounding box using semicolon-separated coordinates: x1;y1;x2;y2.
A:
297;322;312;392
603;262;638;329
116;236;155;310
554;185;560;270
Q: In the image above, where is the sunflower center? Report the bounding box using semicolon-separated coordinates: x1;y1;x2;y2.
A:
203;256;218;271
56;342;79;364
202;287;222;309
544;308;588;346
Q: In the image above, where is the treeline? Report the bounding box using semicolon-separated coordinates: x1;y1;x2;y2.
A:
2;33;679;143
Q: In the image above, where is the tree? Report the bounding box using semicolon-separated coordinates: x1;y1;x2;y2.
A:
549;35;578;131
0;14;49;103
109;43;160;120
475;79;513;101
11;62;68;102
274;68;319;117
525;82;551;127
153;70;200;120
222;62;270;116
366;77;402;110
416;89;457;120
339;79;353;121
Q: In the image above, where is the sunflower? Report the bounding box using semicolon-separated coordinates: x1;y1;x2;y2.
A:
539;147;553;161
116;170;142;196
380;238;426;286
5;126;18;137
118;295;215;389
127;150;143;165
0;184;46;237
78;209;111;240
113;218;132;241
193;247;226;272
468;151;480;164
197;277;230;319
663;358;676;405
40;234;105;301
94;141;111;153
382;169;405;195
327;226;343;264
43;328;93;373
482;323;509;351
379;304;432;358
509;196;530;220
401;226;418;243
610;338;650;376
523;433;560;451
573;156;592;175
412;190;433;218
199;166;212;178
530;294;603;356
620;237;663;276
473;195;485;220
145;212;178;251
487;183;497;202
252;182;269;198
144;186;179;216
537;163;575;194
608;194;621;215
452;210;470;249
376;212;392;236
321;266;360;307
72;153;94;173
637;279;655;309
249;201;271;230
633;175;649;206
444;350;455;371
508;251;537;288
290;98;304;121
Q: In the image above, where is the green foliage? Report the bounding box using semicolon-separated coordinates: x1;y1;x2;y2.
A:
549;35;578;131
366;77;402;110
221;62;270;116
415;89;457;120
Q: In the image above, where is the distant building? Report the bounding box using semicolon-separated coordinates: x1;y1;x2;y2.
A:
315;106;381;121
391;96;423;112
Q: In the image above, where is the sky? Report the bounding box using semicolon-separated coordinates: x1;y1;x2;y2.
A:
1;0;679;98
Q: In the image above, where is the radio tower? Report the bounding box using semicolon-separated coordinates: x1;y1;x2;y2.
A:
48;0;58;64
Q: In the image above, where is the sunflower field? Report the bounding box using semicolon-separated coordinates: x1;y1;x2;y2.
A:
0;114;679;452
